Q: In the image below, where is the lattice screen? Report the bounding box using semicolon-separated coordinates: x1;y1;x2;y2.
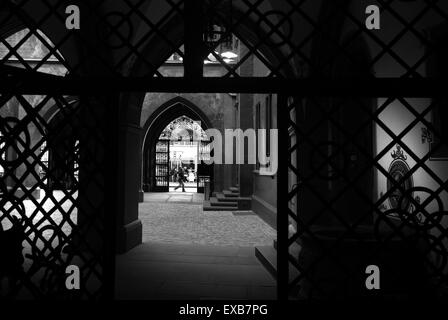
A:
1;0;447;300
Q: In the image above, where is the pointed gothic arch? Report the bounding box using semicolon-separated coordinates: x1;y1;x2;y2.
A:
142;97;213;192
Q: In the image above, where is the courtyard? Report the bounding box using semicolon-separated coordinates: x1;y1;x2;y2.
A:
139;192;276;246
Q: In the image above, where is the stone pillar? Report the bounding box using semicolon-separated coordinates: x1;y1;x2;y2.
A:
298;98;333;226
238;48;254;197
116;123;143;253
221;95;238;191
75;96;109;256
138;133;145;203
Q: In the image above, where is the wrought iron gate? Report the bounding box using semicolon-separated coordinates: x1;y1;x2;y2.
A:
1;0;448;301
197;140;212;194
279;93;448;299
154;140;170;192
0;93;115;299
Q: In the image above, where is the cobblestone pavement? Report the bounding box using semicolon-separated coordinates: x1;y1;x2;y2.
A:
4;191;275;248
139;193;276;247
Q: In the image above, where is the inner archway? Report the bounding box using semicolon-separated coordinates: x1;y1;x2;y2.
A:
155;115;210;193
142;98;213;194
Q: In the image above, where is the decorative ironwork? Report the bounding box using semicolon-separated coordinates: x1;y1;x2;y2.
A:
0;21;111;298
154;140;170;190
422;127;433;144
159;116;207;141
286;94;448;299
1;0;448;301
391;145;408;162
387;145;413;211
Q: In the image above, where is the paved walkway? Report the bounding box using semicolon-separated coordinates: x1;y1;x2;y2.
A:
168;181;198;192
115;242;276;300
115;192;277;300
143;192;204;204
139;193;276;246
4;191;277;299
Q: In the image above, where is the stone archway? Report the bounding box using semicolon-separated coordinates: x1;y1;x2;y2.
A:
117;0;315;129
114;0;351;253
142;97;213;193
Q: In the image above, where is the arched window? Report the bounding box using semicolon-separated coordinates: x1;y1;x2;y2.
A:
0;28;68;75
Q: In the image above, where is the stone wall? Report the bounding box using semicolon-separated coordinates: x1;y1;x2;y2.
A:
140;74;238;192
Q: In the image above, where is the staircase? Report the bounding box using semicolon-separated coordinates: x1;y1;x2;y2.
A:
203;186;252;211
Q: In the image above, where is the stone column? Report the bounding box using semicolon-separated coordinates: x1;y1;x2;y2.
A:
238;48;254;197
138;133;145;203
75;96;109;255
116;123;143;253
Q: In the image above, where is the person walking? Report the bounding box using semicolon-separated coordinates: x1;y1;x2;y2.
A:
170;168;178;183
174;167;186;192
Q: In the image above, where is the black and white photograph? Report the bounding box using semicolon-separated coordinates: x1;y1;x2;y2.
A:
0;0;447;314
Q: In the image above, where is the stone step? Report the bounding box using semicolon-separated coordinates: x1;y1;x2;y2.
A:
216;193;251;202
273;240;302;263
255;246;277;280
203;201;237;211
229;187;239;193
209;197;238;207
216;193;251;210
255;246;301;284
223;190;240;197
